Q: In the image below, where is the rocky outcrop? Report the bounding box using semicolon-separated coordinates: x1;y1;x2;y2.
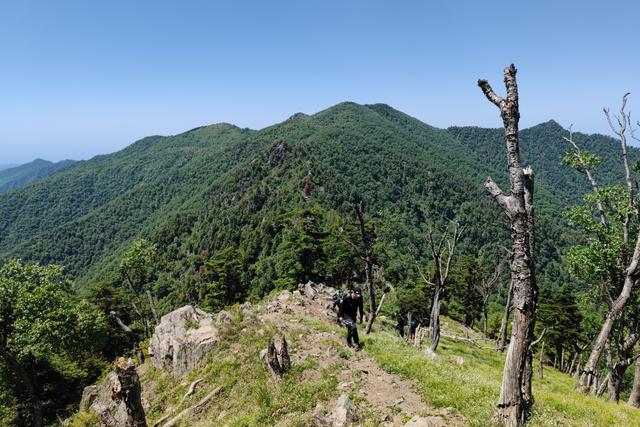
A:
313;394;361;427
79;372;129;427
149;305;221;377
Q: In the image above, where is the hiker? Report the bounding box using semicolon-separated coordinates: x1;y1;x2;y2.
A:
395;312;406;337
338;287;364;350
408;318;418;340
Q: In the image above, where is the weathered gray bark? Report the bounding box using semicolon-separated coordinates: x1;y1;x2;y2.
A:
260;335;291;381
576;235;640;393
479;266;501;338
110;311;145;364
478;64;537;427
537;341;545;379
146;289;161;326
113;358;147;427
498;279;514;352
423;222;463;353
429;287;442;352
575;94;640;394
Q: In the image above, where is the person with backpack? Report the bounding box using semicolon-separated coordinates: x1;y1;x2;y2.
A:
338;287;364;350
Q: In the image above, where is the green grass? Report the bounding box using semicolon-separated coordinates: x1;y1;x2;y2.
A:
141;309;341;426
365;330;640;427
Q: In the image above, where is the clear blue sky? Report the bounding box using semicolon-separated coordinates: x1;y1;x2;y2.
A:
2;0;640;164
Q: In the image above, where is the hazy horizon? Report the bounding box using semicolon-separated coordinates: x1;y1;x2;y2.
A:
2;0;640;164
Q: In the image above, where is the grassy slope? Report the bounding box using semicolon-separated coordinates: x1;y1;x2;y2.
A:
71;302;640;427
367;327;639;427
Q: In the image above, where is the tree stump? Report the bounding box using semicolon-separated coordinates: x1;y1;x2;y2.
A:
113;358;147;427
260;335;291;380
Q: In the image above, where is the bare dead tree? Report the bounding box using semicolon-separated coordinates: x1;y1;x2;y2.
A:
572;94;640;394
478;64;538;426
113;358;147;427
423;221;464;352
110;311;145;365
478;264;502;338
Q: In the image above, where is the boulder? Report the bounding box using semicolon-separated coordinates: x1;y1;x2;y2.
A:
79;372;128;427
312;394;361;427
149;305;219;377
300;280;319;300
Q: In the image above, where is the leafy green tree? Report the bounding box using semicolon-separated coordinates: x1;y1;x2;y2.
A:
120;239;159;332
201;247;246;311
0;260;107;427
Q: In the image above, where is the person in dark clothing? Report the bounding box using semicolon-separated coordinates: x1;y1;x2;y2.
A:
395;312;406;337
408;318;418;340
338;287;364;349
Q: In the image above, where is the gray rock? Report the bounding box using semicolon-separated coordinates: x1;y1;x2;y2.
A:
149;305;219;377
312;394;361;427
215;310;234;324
79;372;128;427
303;280;319;300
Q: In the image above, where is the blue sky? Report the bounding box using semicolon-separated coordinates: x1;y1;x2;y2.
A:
1;0;640;163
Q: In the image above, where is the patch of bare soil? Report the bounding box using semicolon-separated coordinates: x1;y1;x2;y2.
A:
259;285;466;426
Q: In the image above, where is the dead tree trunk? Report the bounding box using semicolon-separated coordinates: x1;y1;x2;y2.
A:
110;311;145;364
478;64;537;427
422;222;464;353
628;357;640;407
114;358;147;427
568;94;640;394
146;289;161;326
479;266;501;338
260;335;291;381
498;279;514;352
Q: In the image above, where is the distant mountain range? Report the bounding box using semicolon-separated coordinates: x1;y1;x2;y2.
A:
0;103;634;294
0;158;76;193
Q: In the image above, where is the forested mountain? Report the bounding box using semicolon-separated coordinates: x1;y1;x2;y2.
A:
4;101;639;426
0;103;576;294
447;121;640;205
0;158;76;193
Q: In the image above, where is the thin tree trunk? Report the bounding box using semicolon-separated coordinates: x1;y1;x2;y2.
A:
146;289;161;326
364;259;376;334
568;352;578;375
110;311;145;364
628;357;640;407
375;292;387;317
479;64;537;427
577;256;640;393
429;287;442;352
537;341;545;379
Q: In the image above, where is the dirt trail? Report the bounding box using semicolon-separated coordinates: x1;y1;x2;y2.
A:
260;285;466;426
